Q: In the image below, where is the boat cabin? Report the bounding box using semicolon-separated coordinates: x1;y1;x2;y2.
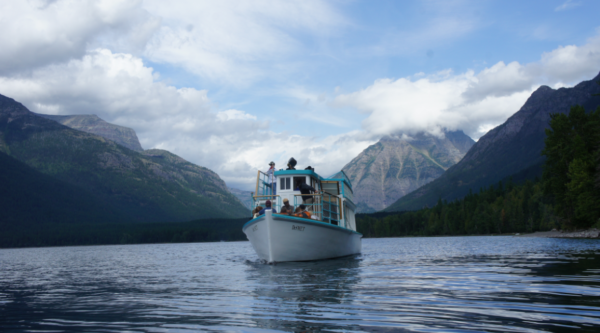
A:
251;168;357;231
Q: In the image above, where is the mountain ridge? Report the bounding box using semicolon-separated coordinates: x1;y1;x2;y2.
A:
342;130;474;212
0;93;249;222
36;113;144;152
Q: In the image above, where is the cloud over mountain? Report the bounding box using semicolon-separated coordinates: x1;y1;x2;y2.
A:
334;33;600;140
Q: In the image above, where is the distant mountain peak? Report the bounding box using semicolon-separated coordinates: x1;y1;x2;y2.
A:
342;129;474;212
36;113;144;152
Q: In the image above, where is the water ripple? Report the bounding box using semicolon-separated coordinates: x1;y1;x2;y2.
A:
1;237;599;332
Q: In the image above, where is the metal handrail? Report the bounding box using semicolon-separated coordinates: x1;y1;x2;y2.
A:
292;193;342;226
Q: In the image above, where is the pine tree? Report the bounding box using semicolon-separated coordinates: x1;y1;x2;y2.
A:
542;105;600;228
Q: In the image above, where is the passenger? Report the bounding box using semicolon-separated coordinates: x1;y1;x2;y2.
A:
294;204;311;219
259;200;277;215
252;206;263;218
296;182;319;210
280;198;294;215
286;157;297;170
266;161;276;198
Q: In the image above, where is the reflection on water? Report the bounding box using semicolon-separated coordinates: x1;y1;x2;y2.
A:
0;237;599;332
246;257;361;332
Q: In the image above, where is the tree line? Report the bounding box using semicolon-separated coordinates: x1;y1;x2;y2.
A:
357;178;558;237
0;218;249;248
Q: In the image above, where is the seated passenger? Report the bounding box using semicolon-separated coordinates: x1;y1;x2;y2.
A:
280;198;294;215
252;206;263;218
294;204;311;219
259;200;277;215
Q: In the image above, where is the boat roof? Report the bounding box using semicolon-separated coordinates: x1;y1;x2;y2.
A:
273;169;353;191
274;169;324;180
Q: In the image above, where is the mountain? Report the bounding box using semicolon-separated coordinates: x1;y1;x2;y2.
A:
228;187;254;209
385;71;600;212
36;113;144;152
0;150;130;227
0;93;249;222
342;130;475;212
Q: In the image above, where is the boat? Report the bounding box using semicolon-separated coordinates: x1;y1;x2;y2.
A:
242;164;362;263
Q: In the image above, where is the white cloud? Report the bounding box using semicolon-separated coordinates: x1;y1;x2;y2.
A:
216;109;257;122
0;0;159;74
539;33;600;82
0;48;372;190
142;0;345;85
334;72;534;139
555;0;582;12
334;32;600;140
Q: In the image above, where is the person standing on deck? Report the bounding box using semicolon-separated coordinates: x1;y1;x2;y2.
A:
266;161;276;198
297;182;319;211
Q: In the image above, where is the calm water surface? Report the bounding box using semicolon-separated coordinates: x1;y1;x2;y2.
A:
1;236;600;332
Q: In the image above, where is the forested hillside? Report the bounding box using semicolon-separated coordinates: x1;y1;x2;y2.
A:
0;151;129;225
358;178;559;237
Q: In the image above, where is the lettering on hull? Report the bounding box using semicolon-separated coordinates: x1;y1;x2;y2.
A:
292;225;305;231
252;225;258;232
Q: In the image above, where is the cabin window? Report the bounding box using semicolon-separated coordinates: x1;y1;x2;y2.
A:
280;177;291;190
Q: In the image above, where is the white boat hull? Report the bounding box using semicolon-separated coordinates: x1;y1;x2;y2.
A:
243;210;362;263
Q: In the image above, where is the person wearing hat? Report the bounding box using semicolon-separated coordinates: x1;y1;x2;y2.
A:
266;161;276;198
259;200;277;215
280;198;294;215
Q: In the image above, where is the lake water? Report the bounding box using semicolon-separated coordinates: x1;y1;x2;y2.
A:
1;236;599;332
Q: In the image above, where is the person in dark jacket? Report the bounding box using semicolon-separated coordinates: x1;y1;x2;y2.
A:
259;200;277;215
296;182;319;210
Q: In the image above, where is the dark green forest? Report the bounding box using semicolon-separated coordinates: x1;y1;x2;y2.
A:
357;178;559;237
542;105;600;229
0;218;248;248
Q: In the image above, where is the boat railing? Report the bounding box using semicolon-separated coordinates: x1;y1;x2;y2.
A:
251;195;281;216
255;170;276;199
293;193;344;227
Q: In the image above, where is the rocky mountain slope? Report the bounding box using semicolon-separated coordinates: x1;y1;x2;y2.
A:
385;71;600;212
343;130;474;212
37;113;143;152
228;187;253;209
0;93;249;222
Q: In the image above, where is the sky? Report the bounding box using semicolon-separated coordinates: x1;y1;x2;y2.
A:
1;0;599;191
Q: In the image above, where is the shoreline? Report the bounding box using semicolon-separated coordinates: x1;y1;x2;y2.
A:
519;228;599;239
